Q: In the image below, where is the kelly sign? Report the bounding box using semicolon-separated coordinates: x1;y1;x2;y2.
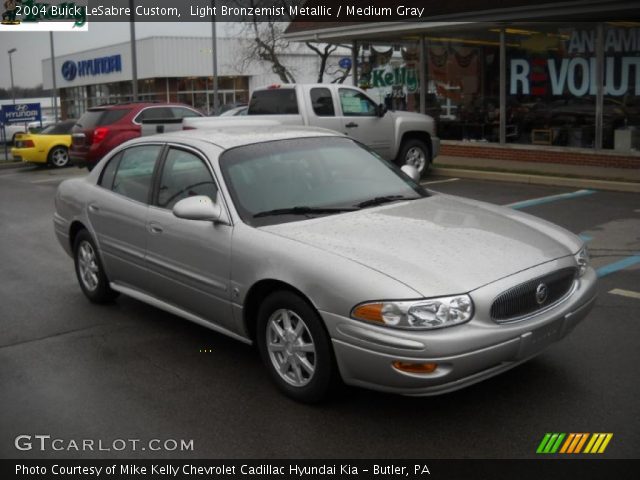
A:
2;103;42;124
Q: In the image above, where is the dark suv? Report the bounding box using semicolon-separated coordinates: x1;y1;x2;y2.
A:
70;103;201;169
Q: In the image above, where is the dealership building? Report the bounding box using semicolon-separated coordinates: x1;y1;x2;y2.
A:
42;36;343;119
286;0;640;168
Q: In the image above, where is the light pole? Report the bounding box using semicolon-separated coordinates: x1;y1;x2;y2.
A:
49;33;59;122
211;0;219;115
8;48;17;105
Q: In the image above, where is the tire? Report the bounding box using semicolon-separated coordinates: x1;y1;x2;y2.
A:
73;230;119;303
48;146;69;168
397;138;431;179
257;291;337;403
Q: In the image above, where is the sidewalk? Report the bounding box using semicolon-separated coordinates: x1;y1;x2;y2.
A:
433;155;640;193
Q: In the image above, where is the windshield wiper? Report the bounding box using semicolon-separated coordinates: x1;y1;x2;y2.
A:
253;206;359;218
356;195;417;209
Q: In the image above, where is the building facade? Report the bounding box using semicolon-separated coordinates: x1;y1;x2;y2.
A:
42;36;344;119
286;2;640;167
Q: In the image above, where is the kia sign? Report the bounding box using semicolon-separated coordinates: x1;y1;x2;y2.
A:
2;103;42;124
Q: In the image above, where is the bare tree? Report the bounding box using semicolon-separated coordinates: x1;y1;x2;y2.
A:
234;0;352;84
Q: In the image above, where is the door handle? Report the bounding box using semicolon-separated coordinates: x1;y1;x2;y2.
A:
88;204;100;213
345;122;359;128
148;223;163;234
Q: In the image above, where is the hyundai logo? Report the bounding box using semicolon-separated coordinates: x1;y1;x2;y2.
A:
535;283;548;305
61;60;77;82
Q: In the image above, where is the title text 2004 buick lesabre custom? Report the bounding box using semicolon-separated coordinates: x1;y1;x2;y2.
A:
54;126;597;402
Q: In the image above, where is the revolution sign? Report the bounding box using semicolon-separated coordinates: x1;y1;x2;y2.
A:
2;103;42;124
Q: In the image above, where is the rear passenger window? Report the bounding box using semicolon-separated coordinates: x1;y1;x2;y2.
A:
171;107;201;119
98;152;122;189
310;88;335;117
135;107;173;123
112;145;162;203
249;90;299;114
157;149;218;210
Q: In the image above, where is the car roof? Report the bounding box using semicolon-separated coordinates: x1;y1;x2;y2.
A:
88;102;190;111
136;125;344;150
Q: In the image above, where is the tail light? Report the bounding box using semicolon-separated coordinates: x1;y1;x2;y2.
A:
93;127;109;144
21;140;35;148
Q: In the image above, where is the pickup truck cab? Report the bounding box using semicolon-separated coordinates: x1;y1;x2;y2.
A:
247;84;439;177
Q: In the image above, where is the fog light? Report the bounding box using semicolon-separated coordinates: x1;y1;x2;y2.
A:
392;361;438;374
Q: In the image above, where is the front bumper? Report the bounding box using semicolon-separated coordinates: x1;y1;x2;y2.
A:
321;264;597;396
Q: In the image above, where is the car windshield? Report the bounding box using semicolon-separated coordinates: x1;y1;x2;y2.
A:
219;137;428;226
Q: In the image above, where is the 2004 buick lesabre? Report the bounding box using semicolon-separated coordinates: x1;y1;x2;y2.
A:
54;126;597;402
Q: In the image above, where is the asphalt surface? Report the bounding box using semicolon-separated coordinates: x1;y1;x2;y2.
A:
0;166;638;459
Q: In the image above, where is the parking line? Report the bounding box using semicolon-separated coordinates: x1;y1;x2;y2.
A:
596;255;640;278
505;189;596;210
422;178;460;185
609;288;640;300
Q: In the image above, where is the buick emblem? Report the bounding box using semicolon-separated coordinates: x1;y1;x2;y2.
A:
535;283;548;305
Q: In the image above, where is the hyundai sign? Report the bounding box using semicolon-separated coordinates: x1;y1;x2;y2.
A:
1;103;42;124
61;54;122;82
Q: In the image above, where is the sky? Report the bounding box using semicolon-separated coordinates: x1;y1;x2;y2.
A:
0;22;240;90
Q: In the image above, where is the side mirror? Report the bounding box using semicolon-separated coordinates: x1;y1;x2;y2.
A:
173;195;222;222
401;165;420;182
376;103;388;117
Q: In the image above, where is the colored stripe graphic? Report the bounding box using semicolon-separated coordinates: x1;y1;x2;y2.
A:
506;189;596;210
536;433;565;454
538;433;613;454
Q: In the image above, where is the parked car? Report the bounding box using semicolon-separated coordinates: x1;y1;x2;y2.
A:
70;103;201;170
219;105;248;117
27;116;56;132
11;120;75;168
0;122;27;144
190;84;439;178
54;126;596;402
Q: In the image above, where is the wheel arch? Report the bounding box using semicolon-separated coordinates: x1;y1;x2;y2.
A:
398;131;432;160
68;220;88;252
243;279;319;343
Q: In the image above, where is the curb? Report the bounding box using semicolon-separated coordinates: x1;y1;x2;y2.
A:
431;167;640;193
0;161;30;170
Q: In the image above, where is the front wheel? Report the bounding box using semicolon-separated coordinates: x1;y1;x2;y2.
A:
73;230;118;303
48;146;69;168
257;291;337;403
397;139;431;179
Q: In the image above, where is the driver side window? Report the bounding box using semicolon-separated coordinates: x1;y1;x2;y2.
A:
157;149;218;210
339;88;377;116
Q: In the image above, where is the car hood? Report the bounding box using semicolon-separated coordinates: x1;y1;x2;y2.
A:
261;195;578;297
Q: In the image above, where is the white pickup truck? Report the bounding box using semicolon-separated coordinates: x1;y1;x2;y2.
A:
184;84;440;178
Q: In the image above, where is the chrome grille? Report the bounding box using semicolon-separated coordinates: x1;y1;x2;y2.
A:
490;268;576;322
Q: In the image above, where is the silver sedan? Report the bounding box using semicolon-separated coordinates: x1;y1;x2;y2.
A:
53;126;597;402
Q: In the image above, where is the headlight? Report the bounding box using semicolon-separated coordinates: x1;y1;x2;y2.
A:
351;295;474;330
575;245;590;277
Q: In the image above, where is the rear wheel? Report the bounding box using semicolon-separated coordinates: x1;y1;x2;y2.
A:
73;230;118;303
48;146;69;168
397;138;431;178
257;291;337;403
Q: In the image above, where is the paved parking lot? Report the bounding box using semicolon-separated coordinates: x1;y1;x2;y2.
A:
0;165;638;459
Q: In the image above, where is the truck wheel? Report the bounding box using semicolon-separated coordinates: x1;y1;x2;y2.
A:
397;139;431;178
